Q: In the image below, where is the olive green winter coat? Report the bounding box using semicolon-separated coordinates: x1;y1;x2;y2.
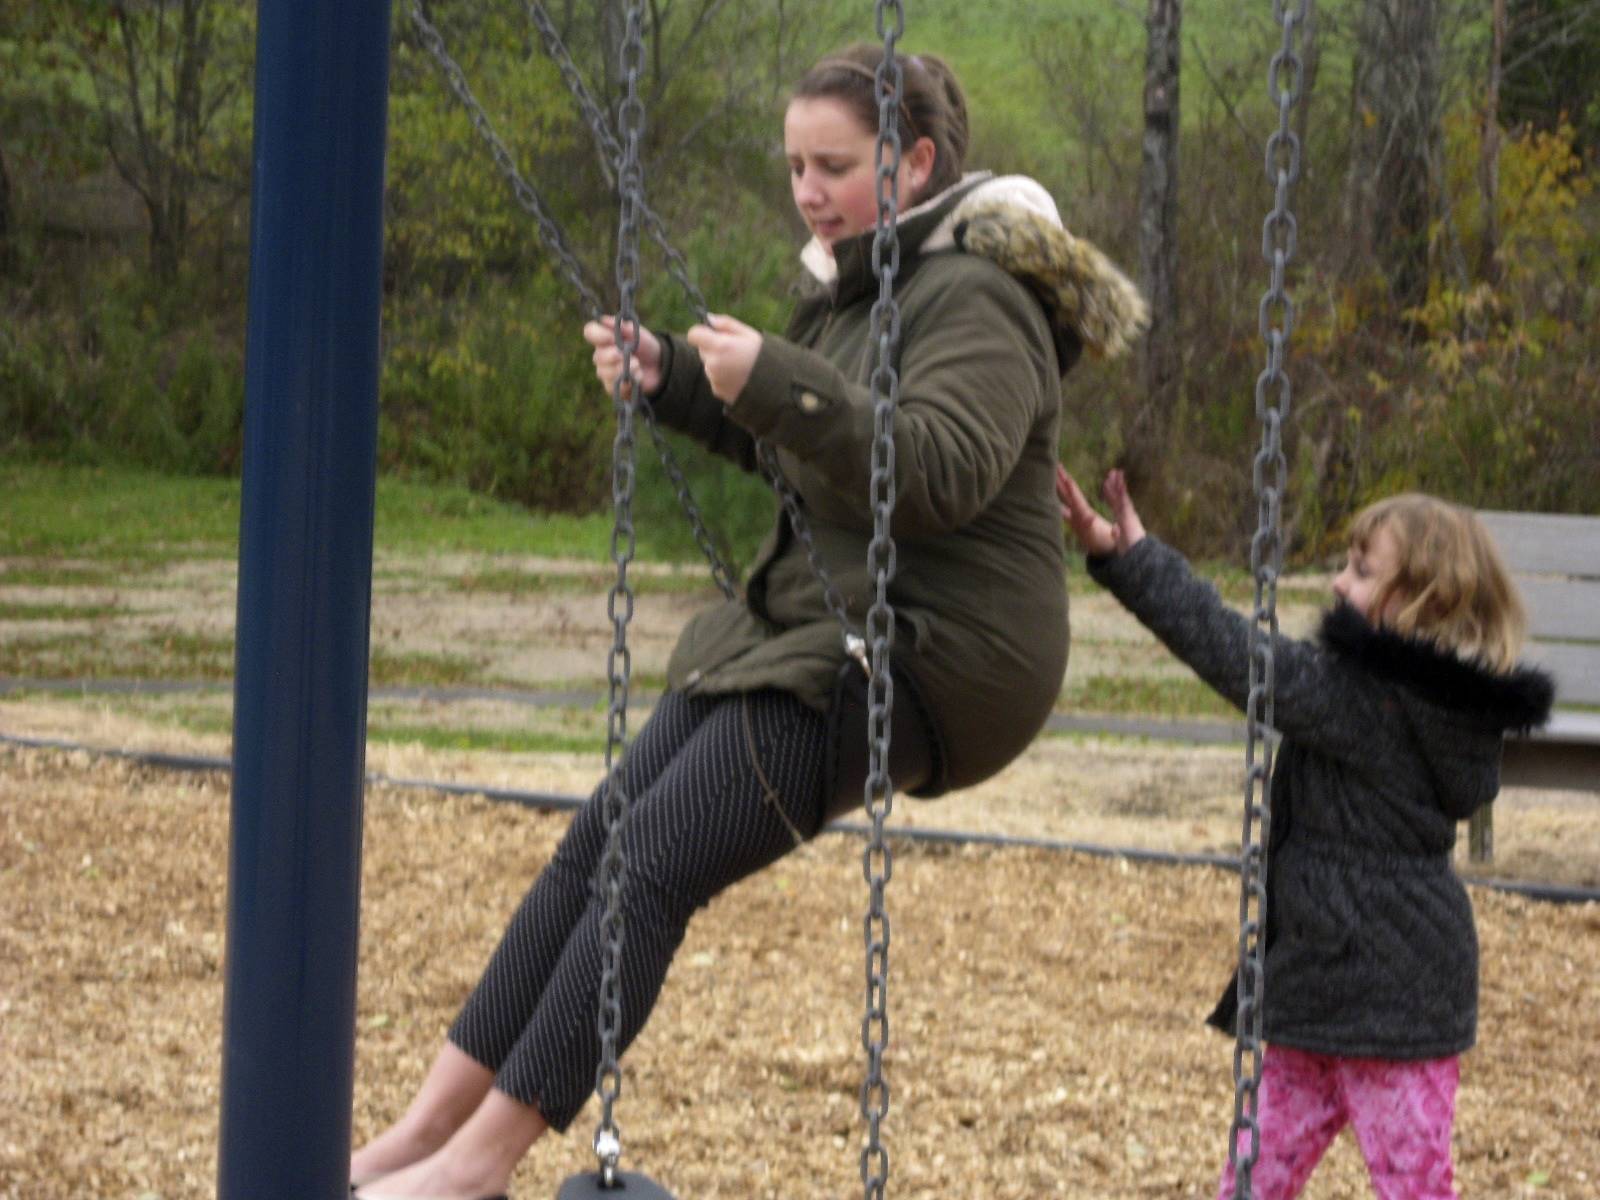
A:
648;173;1147;792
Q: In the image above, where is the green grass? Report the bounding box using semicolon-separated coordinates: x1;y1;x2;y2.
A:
0;563;134;587
0;601;122;621
0;461;711;564
1;689;612;756
1060;672;1238;721
0;463;241;559
368;647;486;688
141;631;236;678
481;670;671;697
0;628;487;690
0;633;141;679
144;703;234;738
0;630;232;680
450;567;714;597
0;465;1275;730
372;481;612;557
0;462;1323;605
367;725;604;755
1209;569;1333;607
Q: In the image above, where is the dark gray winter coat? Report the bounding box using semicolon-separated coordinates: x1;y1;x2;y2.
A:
1089;536;1554;1059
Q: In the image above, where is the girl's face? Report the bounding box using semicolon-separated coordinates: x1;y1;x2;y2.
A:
784;96;933;253
1333;524;1405;623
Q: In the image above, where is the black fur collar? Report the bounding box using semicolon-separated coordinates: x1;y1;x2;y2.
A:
1319;603;1555;732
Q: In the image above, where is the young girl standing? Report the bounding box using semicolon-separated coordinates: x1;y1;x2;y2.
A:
1058;468;1554;1200
348;46;1145;1200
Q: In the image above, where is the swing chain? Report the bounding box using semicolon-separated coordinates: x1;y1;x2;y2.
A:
516;2;870;645
521;0;714;326
1230;2;1306;1197
521;0;621;189
591;0;649;1182
638;402;740;600
418;0;888;651
860;6;905;1199
758;442;870;672
407;0;606;314
409;0;741;601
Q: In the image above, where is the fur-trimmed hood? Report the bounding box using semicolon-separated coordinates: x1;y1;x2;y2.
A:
1320;601;1555;819
799;172;1149;367
1318;603;1555;733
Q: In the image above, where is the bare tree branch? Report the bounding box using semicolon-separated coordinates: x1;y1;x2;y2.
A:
1504;1;1600;76
1186;34;1254;148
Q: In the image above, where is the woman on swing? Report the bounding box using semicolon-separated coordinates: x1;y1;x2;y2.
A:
351;43;1145;1199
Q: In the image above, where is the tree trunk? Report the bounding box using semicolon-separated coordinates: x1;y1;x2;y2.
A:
1346;0;1442;312
1132;0;1182;492
149;204;181;284
1477;0;1506;286
0;138;13;273
93;0;226;282
171;0;205;256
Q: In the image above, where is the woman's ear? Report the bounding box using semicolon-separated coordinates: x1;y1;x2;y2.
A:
909;135;937;194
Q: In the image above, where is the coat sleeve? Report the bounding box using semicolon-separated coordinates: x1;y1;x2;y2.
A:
724;260;1053;538
644;332;760;473
1087;537;1390;763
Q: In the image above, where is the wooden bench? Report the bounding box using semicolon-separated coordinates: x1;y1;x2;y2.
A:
1470;511;1600;860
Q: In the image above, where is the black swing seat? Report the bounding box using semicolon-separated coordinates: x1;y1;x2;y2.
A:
557;1170;677;1199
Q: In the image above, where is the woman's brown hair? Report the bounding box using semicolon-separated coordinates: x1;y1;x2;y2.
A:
791;44;970;202
1348;493;1528;672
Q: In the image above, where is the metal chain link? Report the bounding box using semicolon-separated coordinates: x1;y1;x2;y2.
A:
518;0;866;624
414;13;910;1187
1229;3;1307;1195
589;0;648;1184
637;402;741;600
408;0;606;313
519;0;760;604
522;0;712;320
408;0;739;599
520;0;621;188
860;7;905;1198
759;441;870;672
413;0;876;648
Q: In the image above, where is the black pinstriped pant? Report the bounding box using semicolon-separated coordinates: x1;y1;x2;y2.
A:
448;688;834;1131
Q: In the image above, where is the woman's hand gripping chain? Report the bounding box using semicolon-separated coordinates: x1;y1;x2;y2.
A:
583;314;665;399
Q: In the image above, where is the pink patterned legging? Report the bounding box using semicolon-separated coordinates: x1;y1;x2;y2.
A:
1216;1045;1461;1200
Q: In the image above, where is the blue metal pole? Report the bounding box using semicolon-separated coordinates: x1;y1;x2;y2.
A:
218;2;391;1197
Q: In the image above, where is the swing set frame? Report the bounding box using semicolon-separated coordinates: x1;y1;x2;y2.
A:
215;3;1307;1197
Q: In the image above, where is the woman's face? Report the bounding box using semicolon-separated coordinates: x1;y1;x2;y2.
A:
1333;524;1405;623
784;96;932;253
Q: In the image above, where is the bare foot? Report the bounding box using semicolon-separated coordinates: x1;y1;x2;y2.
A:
354;1090;545;1199
349;1116;455;1187
351;1145;508;1199
352;1044;498;1185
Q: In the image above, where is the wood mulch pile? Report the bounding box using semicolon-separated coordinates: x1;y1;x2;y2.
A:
4;744;1598;1199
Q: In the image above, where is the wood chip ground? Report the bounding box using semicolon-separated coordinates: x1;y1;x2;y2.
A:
4;745;1597;1199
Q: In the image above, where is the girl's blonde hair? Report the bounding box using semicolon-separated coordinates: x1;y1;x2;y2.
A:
1347;493;1527;672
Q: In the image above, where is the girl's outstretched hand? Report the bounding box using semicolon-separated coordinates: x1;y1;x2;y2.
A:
686;314;762;406
583;315;664;398
1056;465;1147;557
